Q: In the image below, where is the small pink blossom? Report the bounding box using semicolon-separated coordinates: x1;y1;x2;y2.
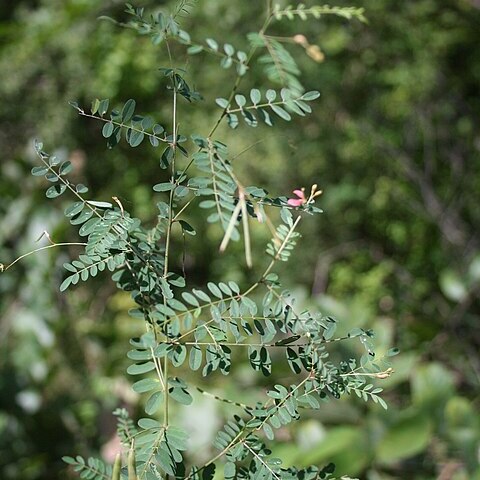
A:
287;185;323;208
287;189;306;207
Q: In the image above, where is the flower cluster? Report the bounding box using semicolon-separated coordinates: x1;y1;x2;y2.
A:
287;184;323;207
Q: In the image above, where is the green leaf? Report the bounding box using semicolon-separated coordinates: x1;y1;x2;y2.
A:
216;98;229;108
102;122;114;138
79;218;101;236
224;462;235;480
46;184;66;198
157;447;175;476
387;347;400;357
182;292;199;306
227;113;239;128
98;99;109;116
169;385;193;405
128;129;145;147
140;334;157;350
235;94;246;108
45;172;59;182
121;99;136;122
207;282;223;299
286;347;302;374
141;116;153;130
70;208;93;225
59;161;72;175
137;417;161;429
224;43;235;56
179;220;196;235
133;378;159;393
145;391;164;415
31;166;49;176
60;276;73;292
171;345;187;367
174;185;189;197
153;124;164;135
189;345;202;371
221;56;233;69
160;145;174;168
266;89;276;102
250;88;261;104
65;202;84;217
263;422;274;440
127;362;156;375
127;349;151;361
86;200;112;209
76;184;88;194
301;91;321;101
270;104;291;121
63;263;77;273
187;44;203;54
275;335;300;346
206;38;218;51
153;182;175;192
91;98;100;114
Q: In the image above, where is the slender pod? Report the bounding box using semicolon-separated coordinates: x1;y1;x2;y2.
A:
128;442;137;480
111;453;121;480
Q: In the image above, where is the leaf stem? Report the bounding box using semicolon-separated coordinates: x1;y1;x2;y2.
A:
163;355;169;427
76;110;168;144
1;242;87;272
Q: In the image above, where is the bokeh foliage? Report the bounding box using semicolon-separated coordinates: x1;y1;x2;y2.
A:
1;1;479;479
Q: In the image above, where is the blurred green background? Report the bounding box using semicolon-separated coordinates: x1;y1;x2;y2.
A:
1;1;479;479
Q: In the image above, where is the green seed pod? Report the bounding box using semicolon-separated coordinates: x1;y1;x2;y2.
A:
111;453;121;480
128;445;137;480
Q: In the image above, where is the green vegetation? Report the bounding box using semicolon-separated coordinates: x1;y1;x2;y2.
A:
0;1;479;479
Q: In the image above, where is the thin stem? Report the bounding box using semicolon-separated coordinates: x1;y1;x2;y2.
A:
265;0;273;18
186;430;245;479
226;98;300;114
151;347;166;390
179;38;245;65
163;355;169;427
163;69;178;279
164;180;175;277
1;243;87;272
195;386;251;410
76;110;168;144
139;428;166;478
262;214;302;279
203;323;219;349
243;441;280;480
162;50;178;431
172;197;195;221
171;341;313;348
240;190;252;267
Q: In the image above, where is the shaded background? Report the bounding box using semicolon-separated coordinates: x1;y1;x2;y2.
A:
1;0;479;479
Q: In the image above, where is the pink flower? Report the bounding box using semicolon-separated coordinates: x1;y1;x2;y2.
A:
287;189;306;207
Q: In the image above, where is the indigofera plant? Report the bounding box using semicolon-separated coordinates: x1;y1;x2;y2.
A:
3;2;398;479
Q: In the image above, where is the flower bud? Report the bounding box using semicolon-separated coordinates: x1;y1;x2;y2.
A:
293;34;308;46
306;45;325;63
